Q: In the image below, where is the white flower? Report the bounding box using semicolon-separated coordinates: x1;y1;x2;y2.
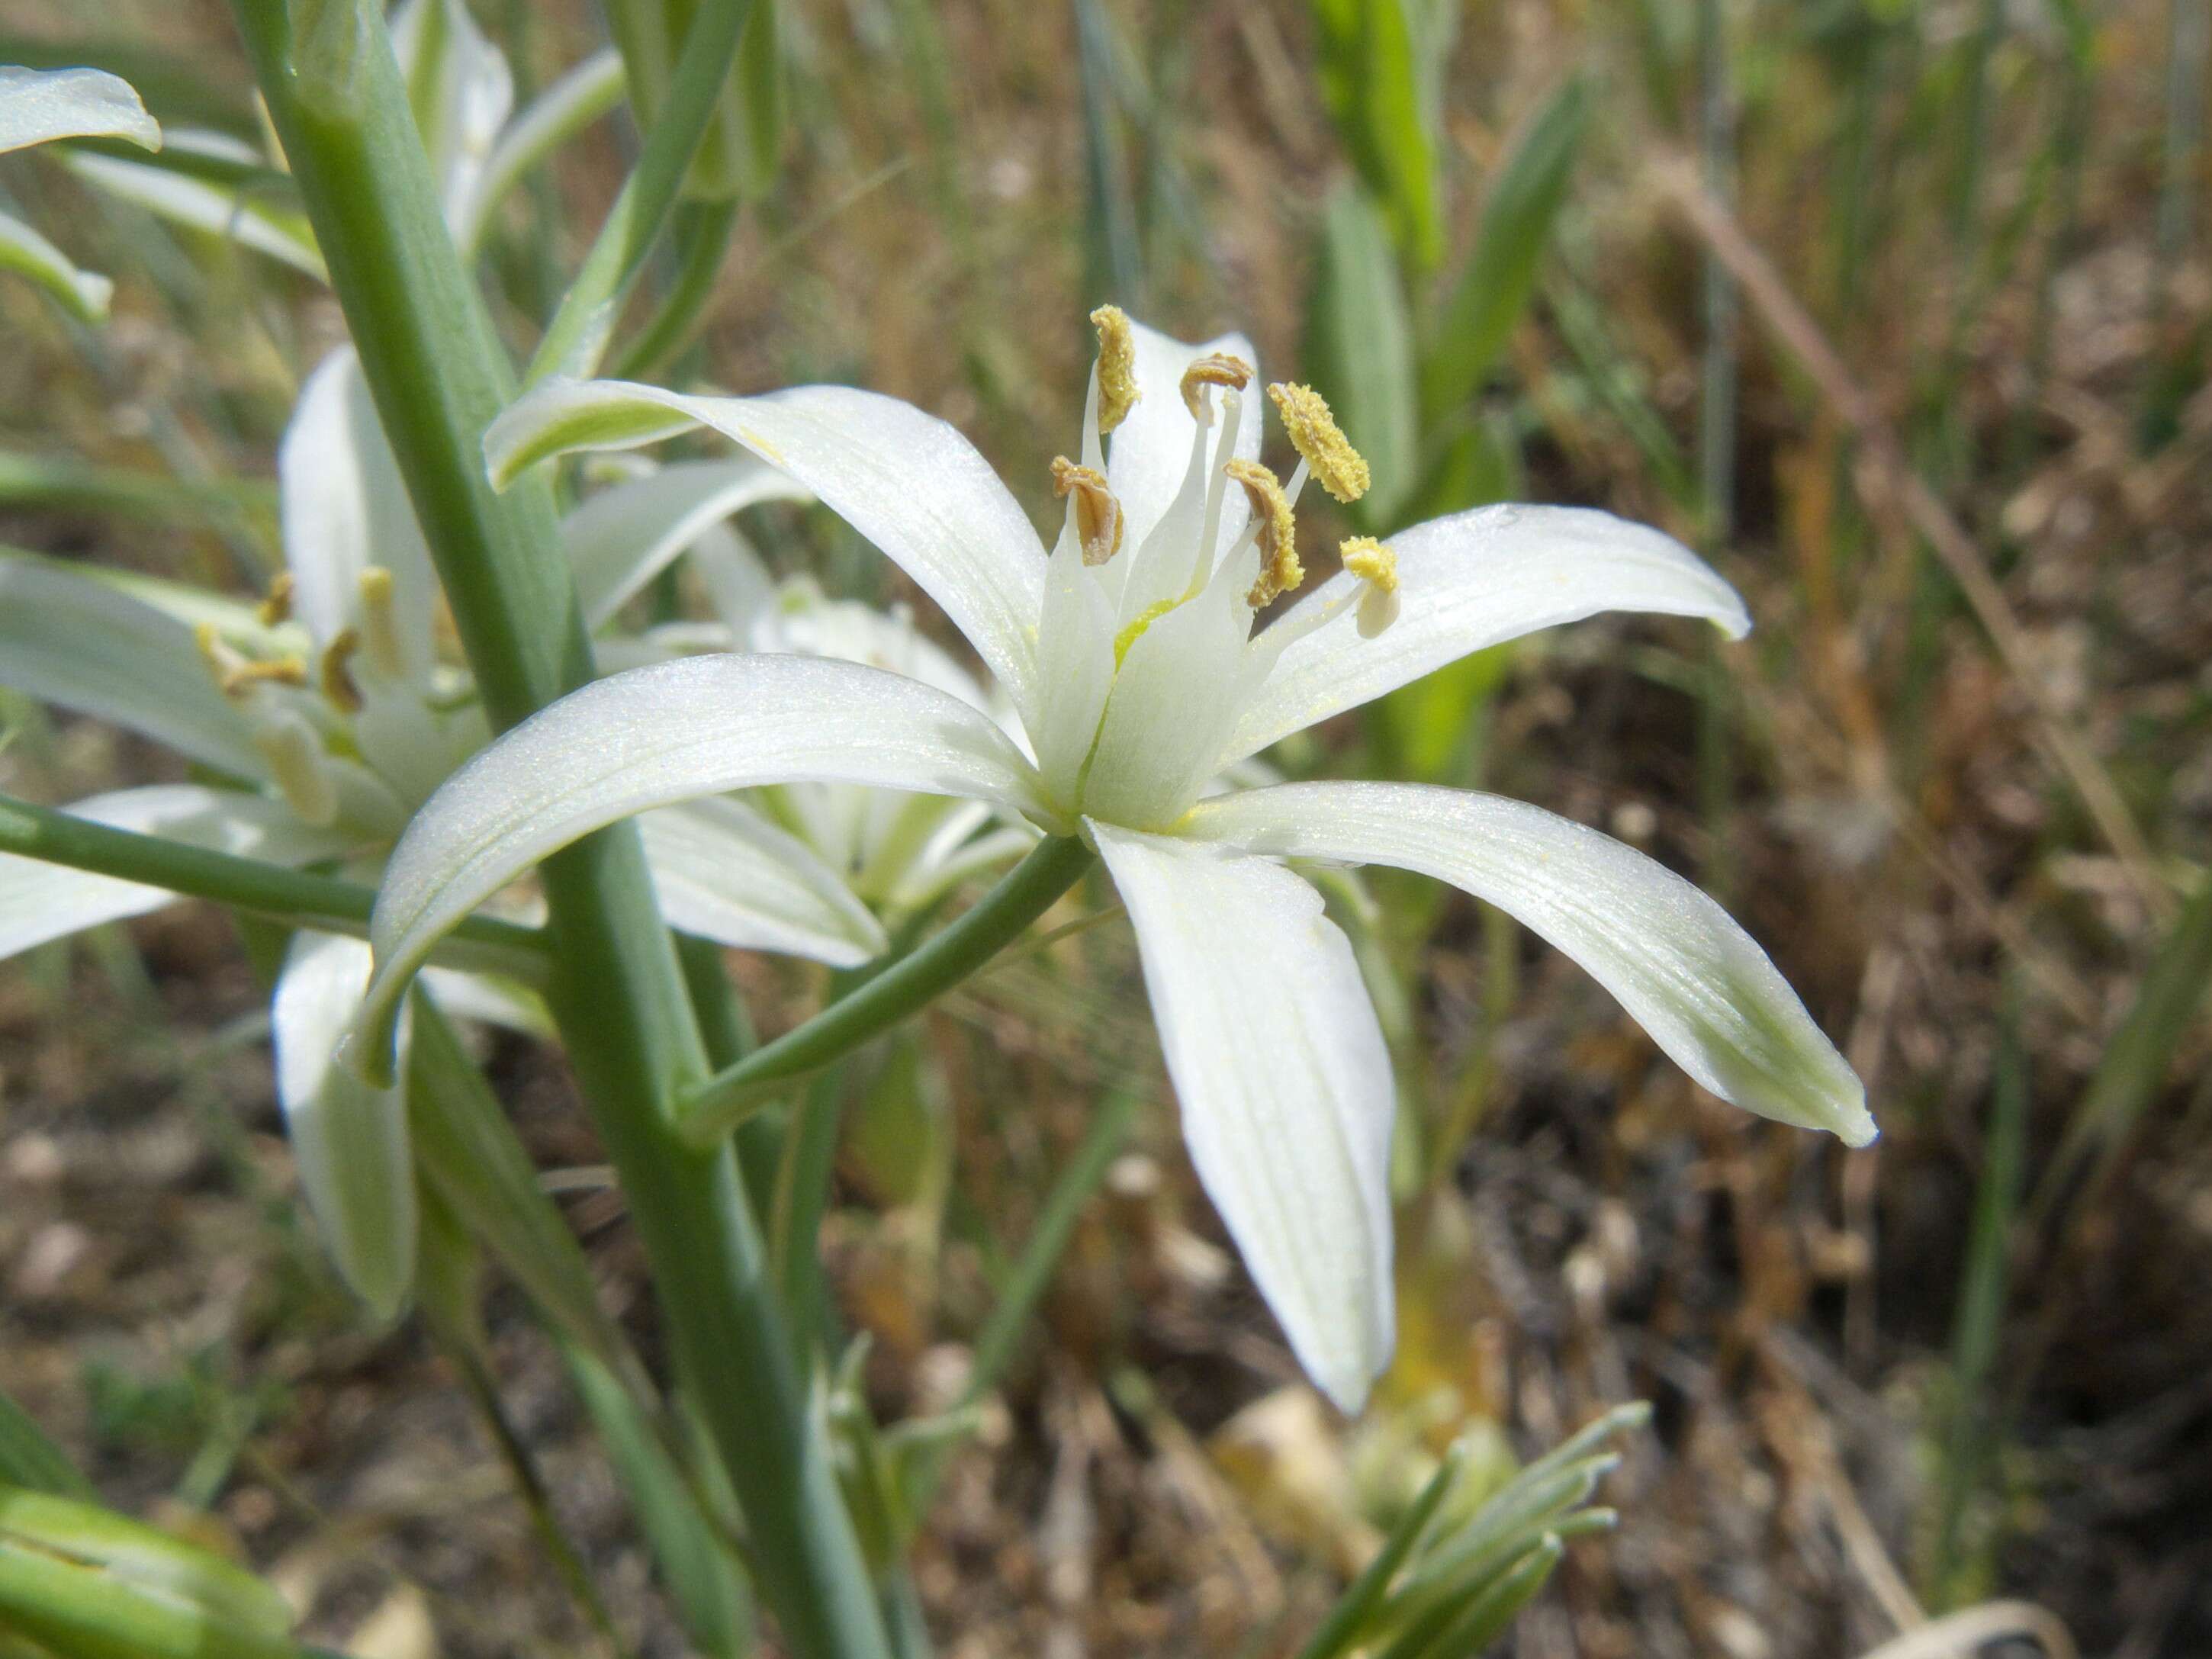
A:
0;64;160;319
353;310;1873;1409
0;346;883;1315
617;526;1040;917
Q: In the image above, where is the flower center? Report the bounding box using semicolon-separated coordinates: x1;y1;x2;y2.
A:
195;564;468;837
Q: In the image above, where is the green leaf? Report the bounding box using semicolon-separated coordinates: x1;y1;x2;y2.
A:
0;1393;90;1502
0;1485;298;1659
568;1351;757;1658
1311;185;1418;526
1310;0;1441;268
0;209;113;322
1421;74;1592;420
404;998;629;1365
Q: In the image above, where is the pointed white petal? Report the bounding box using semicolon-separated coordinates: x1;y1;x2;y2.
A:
391;0;515;234
0;207;113;320
275;931;417;1318
1089;822;1394;1411
1226;505;1752;764
1106;322;1262;552
638;796;888;967
356;653;1053;1075
281;346;439;670
1080;581;1265;831
458;47;623;256
485;377;1047;720
0;786;357;960
562;457;810;629
60;144;325;279
1184;782;1873;1144
419;966;554;1037
1030;535;1117;809
0;66;160;154
0;553;266;779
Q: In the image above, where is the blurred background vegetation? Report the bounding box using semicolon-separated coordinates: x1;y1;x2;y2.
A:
1;0;2207;1653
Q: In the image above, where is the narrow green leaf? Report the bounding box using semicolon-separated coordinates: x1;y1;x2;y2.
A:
1310;0;1440;268
0;210;112;321
0;1486;297;1653
567;1349;757;1659
2038;870;2212;1217
1311;185;1418;526
0;1395;90;1502
1421;75;1592;420
404;997;627;1363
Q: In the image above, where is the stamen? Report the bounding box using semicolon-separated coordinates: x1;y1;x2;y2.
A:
1050;456;1125;566
253;712;339;827
1342;535;1402;637
358;567;407;680
320;627;365;713
1340;535;1397;592
197;622;308;698
1090;305;1139;435
1180;352;1252;422
1268;382;1370;503
1227;459;1303;608
1185;389;1243;598
257;571;295;627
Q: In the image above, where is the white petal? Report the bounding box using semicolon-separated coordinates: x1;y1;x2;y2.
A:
562;457;810;628
281;346;439;670
1080;581;1265;831
356;652;1053;1075
0;66;159;154
1090;822;1394;1411
485;377;1047;722
60;144;325;279
419;967;554;1037
0;207;113;320
1030;535;1117;809
0;553;267;779
1183;782;1873;1144
1226;505;1752;764
390;0;515;235
1106;322;1262;552
638;796;887;967
275;931;417;1318
0;786;357;960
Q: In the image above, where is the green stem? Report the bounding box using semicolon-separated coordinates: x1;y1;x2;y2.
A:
227;9;892;1657
612;196;742;378
526;0;757;384
0;790;547;976
680;836;1096;1140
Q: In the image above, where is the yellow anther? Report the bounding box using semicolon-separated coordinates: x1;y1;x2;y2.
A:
357;567;407;680
257;571;295;627
1050;455;1125;566
1342;535;1401;637
1114;598;1178;666
1340;535;1397;593
1091;305;1140;434
1180;352;1253;420
1227;458;1303;608
320;628;364;713
1268;382;1370;503
197;622;308;698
